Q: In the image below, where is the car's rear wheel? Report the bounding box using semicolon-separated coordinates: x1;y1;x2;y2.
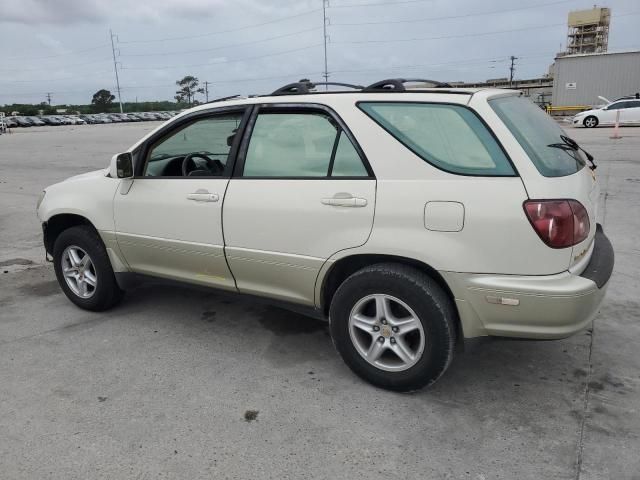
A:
583;116;598;128
53;225;123;311
329;263;456;392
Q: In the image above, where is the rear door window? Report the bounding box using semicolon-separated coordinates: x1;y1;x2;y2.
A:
358;102;514;176
490;95;585;177
241;111;370;178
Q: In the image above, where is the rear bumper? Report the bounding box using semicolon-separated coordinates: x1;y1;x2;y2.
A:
442;225;614;339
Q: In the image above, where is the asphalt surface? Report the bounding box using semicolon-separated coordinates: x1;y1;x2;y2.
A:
0;121;639;479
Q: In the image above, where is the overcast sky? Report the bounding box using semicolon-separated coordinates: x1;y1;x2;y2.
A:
1;0;638;105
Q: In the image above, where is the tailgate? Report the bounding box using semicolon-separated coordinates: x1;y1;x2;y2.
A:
481;93;599;272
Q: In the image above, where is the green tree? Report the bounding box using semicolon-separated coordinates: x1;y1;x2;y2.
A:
91;89;115;113
175;76;204;106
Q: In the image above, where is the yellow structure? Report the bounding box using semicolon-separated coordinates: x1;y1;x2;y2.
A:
566;7;610;55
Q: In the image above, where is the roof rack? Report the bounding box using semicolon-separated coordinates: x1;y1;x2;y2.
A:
266;77;455;97
205;94;243;104
363;78;452;92
271;81;364;96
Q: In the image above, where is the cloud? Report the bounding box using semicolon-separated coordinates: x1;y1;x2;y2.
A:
0;0;107;25
0;0;231;25
35;33;67;54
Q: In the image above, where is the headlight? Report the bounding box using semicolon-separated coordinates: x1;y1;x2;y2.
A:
36;190;46;211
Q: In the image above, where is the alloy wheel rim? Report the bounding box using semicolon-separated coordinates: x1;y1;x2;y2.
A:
61;246;97;299
586;118;596;127
348;294;426;372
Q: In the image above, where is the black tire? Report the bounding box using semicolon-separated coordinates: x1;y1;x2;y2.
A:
53;225;123;311
329;263;456;392
583;116;599;128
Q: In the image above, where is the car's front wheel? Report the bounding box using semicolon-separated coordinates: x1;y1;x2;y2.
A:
329;264;456;391
583;116;599;128
53;225;123;311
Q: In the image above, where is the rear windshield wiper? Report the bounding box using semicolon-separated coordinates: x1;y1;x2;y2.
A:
548;135;597;171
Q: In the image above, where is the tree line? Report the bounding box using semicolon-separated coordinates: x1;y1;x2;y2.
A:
1;75;208;116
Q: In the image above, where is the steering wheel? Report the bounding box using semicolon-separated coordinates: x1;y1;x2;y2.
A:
181;153;225;176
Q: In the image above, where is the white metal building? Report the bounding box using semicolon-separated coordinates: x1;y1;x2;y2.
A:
551;50;640;106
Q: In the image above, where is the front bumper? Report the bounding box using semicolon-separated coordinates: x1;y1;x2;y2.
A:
442;225;614;339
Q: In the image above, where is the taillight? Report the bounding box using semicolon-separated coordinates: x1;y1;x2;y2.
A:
523;199;590;248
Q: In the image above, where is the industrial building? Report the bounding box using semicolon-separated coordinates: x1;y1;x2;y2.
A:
565;7;610;55
551;50;640;106
406;6;638;111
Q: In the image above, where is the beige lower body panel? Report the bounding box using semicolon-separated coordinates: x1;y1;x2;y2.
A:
100;231;129;273
114;232;236;290
441;271;607;340
225;247;323;306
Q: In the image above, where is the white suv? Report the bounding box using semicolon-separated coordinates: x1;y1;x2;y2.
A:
37;79;614;391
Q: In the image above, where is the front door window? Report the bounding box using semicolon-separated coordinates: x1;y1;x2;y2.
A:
144;114;243;177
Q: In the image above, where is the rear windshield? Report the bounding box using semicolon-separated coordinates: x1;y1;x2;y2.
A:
489;95;585;177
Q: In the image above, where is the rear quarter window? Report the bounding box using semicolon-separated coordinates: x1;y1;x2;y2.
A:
358;102;515;176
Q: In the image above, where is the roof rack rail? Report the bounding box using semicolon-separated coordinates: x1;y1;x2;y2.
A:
363;78;452;92
205;94;242;104
271;81;364;96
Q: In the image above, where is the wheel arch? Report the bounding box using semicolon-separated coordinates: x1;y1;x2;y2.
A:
319;254;461;340
43;213;98;255
583;115;599;127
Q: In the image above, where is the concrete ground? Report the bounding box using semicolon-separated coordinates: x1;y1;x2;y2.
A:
0;122;638;479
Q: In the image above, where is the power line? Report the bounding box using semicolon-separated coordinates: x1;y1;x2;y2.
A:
331;0;577;25
120;26;322;58
118;72;320;89
329;0;434;8
0;70;115;84
0;57;112;73
332;13;640;45
121;43;323;71
335;22;566;44
3;44;110;63
119;8;322;44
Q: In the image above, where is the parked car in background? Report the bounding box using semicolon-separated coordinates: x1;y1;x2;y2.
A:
24;116;46;126
36;80;614;391
55;116;74;125
41;116;62;126
5;117;18;128
14;116;32;127
78;115;98;124
68;116;87;125
573;98;640;127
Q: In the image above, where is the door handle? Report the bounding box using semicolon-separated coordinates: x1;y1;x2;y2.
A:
321;195;367;207
187;192;219;202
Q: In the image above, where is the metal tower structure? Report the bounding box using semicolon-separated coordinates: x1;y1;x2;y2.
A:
566;7;610;55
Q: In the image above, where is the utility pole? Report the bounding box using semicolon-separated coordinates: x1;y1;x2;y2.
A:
109;29;123;113
46;92;52;105
322;0;330;89
204;81;210;102
509;55;518;88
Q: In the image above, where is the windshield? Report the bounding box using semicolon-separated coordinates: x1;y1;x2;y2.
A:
489;95;585;177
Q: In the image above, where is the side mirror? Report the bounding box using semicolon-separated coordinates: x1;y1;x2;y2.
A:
111;152;133;178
